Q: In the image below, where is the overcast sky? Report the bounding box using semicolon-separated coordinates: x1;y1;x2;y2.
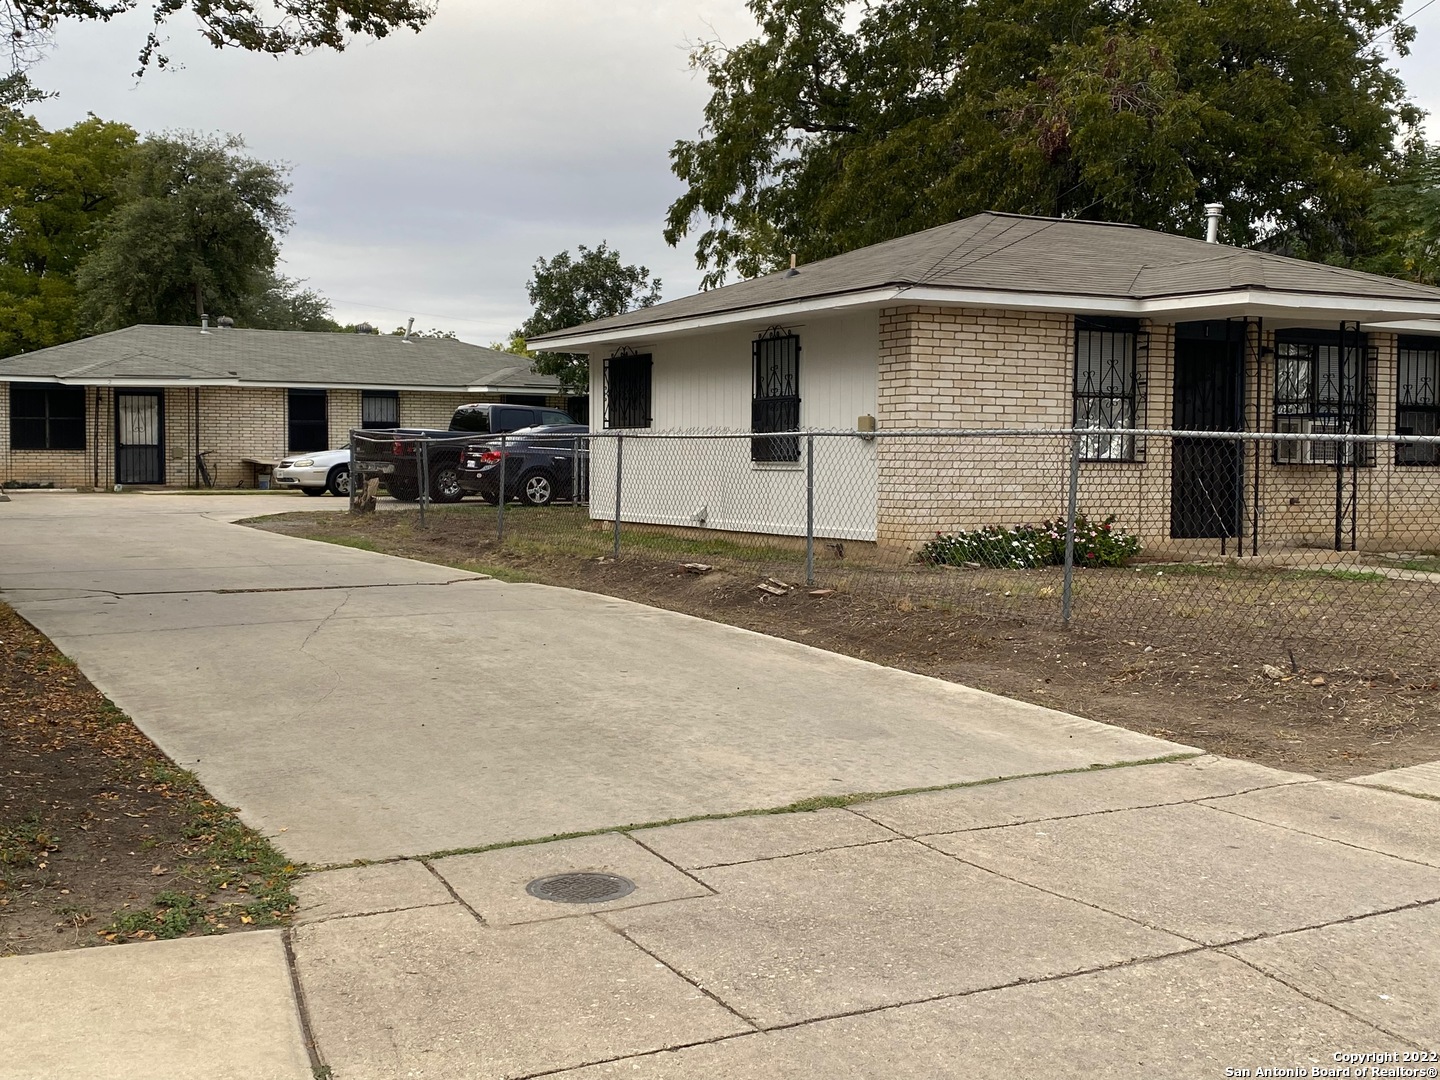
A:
27;0;1440;345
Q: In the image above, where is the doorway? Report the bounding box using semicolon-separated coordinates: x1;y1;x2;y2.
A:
1170;324;1243;539
115;391;165;485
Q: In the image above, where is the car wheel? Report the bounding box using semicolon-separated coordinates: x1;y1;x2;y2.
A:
301;486;326;497
386;478;420;502
326;465;351;498
519;471;555;507
429;462;465;503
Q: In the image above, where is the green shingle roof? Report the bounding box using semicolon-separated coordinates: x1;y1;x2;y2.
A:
531;213;1440;343
0;325;558;392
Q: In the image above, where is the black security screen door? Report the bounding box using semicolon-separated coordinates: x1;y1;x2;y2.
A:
1171;325;1243;540
115;391;164;485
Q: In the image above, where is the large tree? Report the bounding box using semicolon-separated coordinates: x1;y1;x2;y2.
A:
2;0;433;76
75;132;292;331
0;112;137;355
667;0;1424;286
236;271;341;331
517;242;661;392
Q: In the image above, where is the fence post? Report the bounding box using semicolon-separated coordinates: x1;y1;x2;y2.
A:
347;431;357;513
1061;431;1081;627
418;437;429;529
496;434;507;544
805;433;816;587
613;433;624;560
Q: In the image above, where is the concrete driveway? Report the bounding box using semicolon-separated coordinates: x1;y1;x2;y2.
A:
3;492;1437;1079
0;492;1193;865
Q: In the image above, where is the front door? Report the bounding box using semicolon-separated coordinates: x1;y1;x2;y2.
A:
1171;327;1243;539
115;391;164;485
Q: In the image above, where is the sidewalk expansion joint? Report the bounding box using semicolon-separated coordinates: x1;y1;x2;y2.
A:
594;917;760;1031
282;928;329;1078
1198;799;1440;869
620;831;720;894
864;776;1325;841
1221;950;1425;1050
419;860;490;927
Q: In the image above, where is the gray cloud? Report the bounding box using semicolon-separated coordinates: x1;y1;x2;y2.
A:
27;1;1440;342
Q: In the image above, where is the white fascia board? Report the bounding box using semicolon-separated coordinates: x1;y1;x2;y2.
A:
529;287;909;351
3;375;244;387
531;285;1440;350
1360;319;1440;335
897;286;1440;320
462;384;562;394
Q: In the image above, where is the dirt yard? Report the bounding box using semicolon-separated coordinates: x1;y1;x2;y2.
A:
0;604;297;956
251;506;1440;781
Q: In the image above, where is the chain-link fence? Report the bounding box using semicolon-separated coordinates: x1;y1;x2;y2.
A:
351;427;1440;678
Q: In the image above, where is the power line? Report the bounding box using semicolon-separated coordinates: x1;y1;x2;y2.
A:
1367;0;1438;45
326;297;512;328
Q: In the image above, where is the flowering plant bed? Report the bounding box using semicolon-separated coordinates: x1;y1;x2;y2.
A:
921;515;1141;569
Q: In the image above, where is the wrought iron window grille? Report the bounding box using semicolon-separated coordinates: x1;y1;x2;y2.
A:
752;329;801;463
1073;317;1145;462
1272;327;1375;467
1396;337;1439;466
603;349;652;429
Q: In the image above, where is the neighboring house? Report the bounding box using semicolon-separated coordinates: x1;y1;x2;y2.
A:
528;212;1440;550
0;325;578;490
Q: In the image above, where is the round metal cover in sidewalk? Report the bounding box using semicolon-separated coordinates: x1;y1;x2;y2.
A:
526;872;637;904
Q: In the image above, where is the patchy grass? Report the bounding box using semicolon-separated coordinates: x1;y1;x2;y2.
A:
1;602;300;955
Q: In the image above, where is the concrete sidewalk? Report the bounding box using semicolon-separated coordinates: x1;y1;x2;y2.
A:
4;493;1438;1078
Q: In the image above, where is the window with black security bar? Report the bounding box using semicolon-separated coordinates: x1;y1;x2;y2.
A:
1073;318;1141;461
360;389;399;429
603;353;652;429
1273;330;1373;466
9;385;86;450
287;388;329;452
1396;337;1439;466
752;331;800;463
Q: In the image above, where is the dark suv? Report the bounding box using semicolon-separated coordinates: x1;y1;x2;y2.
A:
457;425;589;506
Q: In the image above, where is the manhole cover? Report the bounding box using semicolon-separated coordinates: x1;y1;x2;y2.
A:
525;872;637;905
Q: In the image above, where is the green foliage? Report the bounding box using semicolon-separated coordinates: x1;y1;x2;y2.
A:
488;330;532;356
667;0;1422;285
75;132;292;333
517;242;661;393
1356;138;1440;285
3;0;434;76
236;271;341;331
921;515;1140;569
0;114;137;356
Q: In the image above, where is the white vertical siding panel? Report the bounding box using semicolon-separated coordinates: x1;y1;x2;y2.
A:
588;310;879;541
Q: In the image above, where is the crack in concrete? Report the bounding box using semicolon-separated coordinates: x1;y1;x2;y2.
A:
0;578;482;600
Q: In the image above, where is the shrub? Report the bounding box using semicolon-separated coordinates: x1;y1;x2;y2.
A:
921;515;1140;570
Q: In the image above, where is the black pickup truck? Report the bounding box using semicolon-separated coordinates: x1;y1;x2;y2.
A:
354;403;576;502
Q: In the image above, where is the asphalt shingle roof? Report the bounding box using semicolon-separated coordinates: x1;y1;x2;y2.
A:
0;325;559;391
531;213;1440;342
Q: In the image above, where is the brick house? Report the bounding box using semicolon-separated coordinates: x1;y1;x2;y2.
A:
0;325;576;490
528;212;1440;550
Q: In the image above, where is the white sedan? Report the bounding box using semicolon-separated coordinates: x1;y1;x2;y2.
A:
274;448;352;497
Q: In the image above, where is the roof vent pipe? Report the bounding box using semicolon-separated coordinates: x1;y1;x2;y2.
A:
1204;203;1224;244
784;253;799;279
200;314;210;335
402;316;415;343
